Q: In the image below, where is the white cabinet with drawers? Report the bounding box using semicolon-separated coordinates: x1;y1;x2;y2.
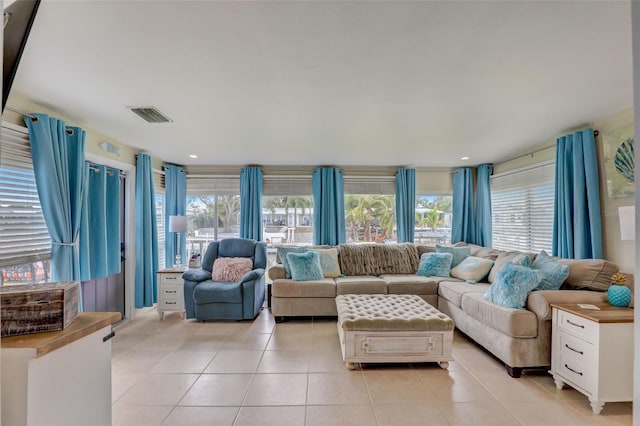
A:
550;303;633;414
157;267;186;319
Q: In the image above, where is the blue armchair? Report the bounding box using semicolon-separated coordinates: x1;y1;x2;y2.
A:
183;238;267;320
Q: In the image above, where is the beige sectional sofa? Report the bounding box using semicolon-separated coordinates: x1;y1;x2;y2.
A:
268;242;622;377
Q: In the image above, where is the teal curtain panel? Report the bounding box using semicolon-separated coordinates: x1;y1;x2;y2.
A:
312;167;346;245
553;129;603;259
395;168;416;243
452;167;475;244
475;164;493;247
240;166;264;241
25;113;86;282
135;153;159;308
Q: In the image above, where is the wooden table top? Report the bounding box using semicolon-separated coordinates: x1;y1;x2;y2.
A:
1;312;121;357
551;303;634;323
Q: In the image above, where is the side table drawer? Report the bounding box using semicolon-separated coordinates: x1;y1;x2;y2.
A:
558;352;594;393
159;297;182;310
557;331;594;362
160;273;182;284
161;283;182;297
556;310;597;342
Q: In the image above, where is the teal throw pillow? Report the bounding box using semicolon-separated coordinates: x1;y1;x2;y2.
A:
417;252;453;277
436;245;471;267
483;261;543;309
287;251;324;281
450;256;494;282
532;250;569;290
277;246;306;278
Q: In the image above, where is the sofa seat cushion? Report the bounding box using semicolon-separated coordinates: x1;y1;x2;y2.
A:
380;274;438;295
271;278;336;298
335;276;387;295
438;281;489;308
461;292;538;338
194;281;242;304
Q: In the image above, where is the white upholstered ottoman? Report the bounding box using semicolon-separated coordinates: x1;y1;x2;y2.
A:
336;294;454;370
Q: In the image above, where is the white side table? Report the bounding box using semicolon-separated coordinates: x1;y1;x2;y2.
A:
157;267;186;319
549;303;633;414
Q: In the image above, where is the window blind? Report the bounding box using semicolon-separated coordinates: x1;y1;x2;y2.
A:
0;124;52;267
491;161;555;253
187;176;239;196
343;176;395;195
153;170;166;267
263;176;312;196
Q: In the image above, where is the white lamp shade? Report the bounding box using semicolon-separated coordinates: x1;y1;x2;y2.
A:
618;205;635;241
169;215;188;233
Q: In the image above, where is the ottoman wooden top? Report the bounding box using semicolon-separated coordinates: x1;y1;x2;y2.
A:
336;294;454;332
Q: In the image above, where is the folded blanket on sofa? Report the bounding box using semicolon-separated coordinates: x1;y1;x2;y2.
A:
338;243;419;276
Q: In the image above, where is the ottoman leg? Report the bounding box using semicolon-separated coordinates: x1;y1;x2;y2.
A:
438;361;449;369
346;362;356;370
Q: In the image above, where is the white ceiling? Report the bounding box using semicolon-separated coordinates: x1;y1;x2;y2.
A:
9;0;633;168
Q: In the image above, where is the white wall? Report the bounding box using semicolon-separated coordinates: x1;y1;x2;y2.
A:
631;0;639;422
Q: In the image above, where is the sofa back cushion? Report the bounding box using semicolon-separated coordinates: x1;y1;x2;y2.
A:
556;258;618;291
488;250;536;283
453;242;500;261
338;243;419;276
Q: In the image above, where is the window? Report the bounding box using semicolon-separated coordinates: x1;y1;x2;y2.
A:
415;195;453;245
263;175;314;269
186;176;240;261
344;176;396;243
0;124;51;285
491;161;555;253
153;170;166;268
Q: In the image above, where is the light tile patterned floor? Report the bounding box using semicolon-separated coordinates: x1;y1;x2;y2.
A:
112;307;632;426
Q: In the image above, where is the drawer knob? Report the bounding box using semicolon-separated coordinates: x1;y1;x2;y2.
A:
566;319;585;329
564;363;583;376
565;344;584;355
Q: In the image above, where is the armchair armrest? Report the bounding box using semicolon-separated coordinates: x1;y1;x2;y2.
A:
240;268;265;284
182;269;212;282
527;290;607;321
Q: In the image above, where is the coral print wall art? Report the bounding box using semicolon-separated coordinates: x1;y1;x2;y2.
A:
602;125;634;198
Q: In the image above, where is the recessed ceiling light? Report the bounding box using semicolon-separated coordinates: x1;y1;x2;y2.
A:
460;156;469;160
189;154;198;159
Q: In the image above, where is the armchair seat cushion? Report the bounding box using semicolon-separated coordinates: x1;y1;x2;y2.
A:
194;281;242;304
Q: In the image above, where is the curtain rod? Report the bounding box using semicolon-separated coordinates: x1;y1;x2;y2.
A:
4;105;37;120
500;129;600;164
4;105;77;134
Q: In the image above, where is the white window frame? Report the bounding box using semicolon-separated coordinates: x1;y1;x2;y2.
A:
491;161;555;253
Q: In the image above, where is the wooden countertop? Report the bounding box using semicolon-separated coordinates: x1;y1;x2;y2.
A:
551;303;634;323
1;312;121;357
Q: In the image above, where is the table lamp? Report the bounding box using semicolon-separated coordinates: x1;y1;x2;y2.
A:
169;215;188;267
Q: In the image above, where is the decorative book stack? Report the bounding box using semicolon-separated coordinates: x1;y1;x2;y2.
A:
0;281;79;337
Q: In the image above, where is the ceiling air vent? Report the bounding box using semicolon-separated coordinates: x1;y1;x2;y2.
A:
128;106;173;123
